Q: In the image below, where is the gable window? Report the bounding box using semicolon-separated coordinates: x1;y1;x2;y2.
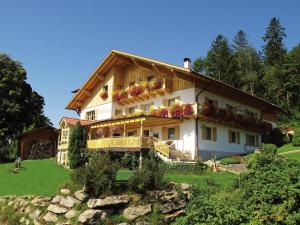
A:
228;130;240;144
103;85;108;92
86;110;96;121
115;109;122;116
202;125;217;141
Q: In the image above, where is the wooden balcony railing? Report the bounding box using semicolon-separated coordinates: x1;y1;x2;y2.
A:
153;140;170;157
87;136;154;150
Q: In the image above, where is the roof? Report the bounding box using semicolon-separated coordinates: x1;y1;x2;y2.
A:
66;50;285;114
18;126;58;138
60;117;95;126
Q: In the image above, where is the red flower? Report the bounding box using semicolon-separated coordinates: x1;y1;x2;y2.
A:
158;108;169;117
129;85;144;97
183;104;194;116
100;91;108;99
113;91;121;101
169;104;183;118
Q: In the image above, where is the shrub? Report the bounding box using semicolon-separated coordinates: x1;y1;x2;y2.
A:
71;166;87;187
0;140;18;162
68;122;88;169
247;144;277;169
121;152;139;169
129;151;164;192
292;128;300;146
29;140;53;159
269;127;284;146
159;160;207;174
220;157;240;165
85;153;119;197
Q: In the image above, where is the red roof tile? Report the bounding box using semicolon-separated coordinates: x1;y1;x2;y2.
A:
61;117;94;126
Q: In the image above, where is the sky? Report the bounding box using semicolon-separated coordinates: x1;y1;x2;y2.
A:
0;0;299;126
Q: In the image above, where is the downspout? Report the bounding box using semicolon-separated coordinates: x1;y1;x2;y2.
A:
195;79;214;159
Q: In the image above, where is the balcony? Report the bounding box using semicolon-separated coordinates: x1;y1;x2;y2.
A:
198;103;272;133
113;78;172;105
87;136;154;150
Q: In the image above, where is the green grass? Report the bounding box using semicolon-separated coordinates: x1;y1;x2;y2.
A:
284;153;300;163
117;169;237;188
0;159;70;196
277;143;300;153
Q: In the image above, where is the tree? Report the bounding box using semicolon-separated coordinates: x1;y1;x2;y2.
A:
232;30;248;51
193;57;207;74
205;34;238;86
262;17;287;65
292;128;300;146
0;54;51;161
68;122;88;169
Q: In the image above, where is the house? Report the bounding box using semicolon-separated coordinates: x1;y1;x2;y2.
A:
57;50;284;164
18;126;58;160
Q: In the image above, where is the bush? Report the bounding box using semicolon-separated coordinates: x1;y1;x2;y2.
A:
85;153;119;197
247;144;277;169
159;159;207;174
0;140;18;162
29;140;53;159
71;166;87;187
129;151;164;193
269;127;284;147
220;157;240;165
121;152;139;169
292;128;300;146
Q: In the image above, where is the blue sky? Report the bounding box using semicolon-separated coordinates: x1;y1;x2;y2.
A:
1;0;299;126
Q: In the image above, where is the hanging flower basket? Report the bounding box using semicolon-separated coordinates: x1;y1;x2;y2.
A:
100;91;108;100
169;104;183;118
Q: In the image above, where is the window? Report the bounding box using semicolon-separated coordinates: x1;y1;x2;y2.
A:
129;81;136;87
202;125;217;141
61;129;68;140
86;110;96;120
147;75;154;82
140;102;154;112
246;134;259;146
245;110;257;119
103;85;108;92
115;109;122;116
128;130;137;136
228;130;240;144
128;106;136;114
168;127;176;140
143;130;150;137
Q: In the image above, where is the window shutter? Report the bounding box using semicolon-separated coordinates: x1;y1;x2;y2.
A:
202;125;207;140
213;127;217;141
237;132;240;144
228;130;232;143
162;127;167;140
175;126;180;140
162;99;168;107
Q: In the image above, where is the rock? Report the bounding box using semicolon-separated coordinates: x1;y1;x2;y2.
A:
130;194;142;203
87;195;130;208
165;210;186;222
30;197;50;207
161;191;178;202
47;204;68;214
179;183;192;191
60;188;71;195
43;212;58;223
122;204;152;220
65;209;77;219
29;209;42;220
74;189;87;202
117;223;130;225
78;209;103;224
25;206;32;214
160;201;186;214
33;220;41;225
25;219;30;225
135;222;150;225
51;195;63;204
20;217;26;223
183;191;192;200
59;196;79;208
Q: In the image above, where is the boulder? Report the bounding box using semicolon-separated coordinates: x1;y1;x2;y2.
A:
179;183;192;191
87;195;130;208
43;212;58;223
29;209;42;220
59;196;79;208
65;209;78;219
60;188;71;195
122;204;152;220
165;210;186;223
47;204;68;214
74;189;87;202
78;209;103;224
160;201;186;214
161;191;178;202
117;223;130;225
51;195;63;204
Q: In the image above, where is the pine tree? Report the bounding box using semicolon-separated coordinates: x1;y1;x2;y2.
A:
232;30;248;51
68;122;88;169
205;34;237;86
262;17;287;65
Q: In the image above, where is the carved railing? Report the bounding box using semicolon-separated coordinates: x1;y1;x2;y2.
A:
153;139;170;157
87;137;153;149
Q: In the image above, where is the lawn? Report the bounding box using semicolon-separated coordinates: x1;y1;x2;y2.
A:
0;160;237;196
117;169;237;188
284;153;300;163
277;143;300;153
0;159;70;196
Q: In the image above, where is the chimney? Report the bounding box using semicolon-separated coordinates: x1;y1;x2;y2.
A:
183;58;192;70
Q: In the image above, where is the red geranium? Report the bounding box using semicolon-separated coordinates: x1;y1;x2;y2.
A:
129;85;144;97
169;104;183;118
100;91;108;99
158;108;169;117
183;104;194;116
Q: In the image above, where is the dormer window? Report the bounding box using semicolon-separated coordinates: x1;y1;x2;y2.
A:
86;110;96;121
